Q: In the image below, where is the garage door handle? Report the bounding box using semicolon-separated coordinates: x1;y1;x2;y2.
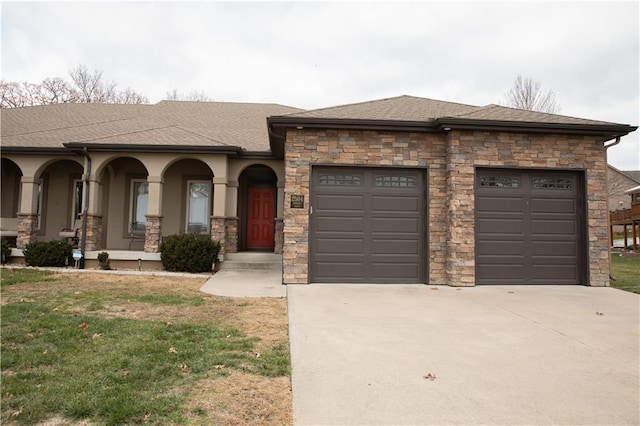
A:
310;206;313;214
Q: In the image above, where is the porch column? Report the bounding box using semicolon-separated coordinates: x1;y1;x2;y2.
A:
225;180;239;253
83;175;104;251
144;176;163;253
16;177;40;248
274;181;285;254
211;177;228;253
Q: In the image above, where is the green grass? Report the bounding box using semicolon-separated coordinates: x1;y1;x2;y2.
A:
0;268;54;288
0;269;290;425
610;254;640;294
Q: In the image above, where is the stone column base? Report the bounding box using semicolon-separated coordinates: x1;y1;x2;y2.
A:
16;214;38;248
225;218;239;253
144;215;162;253
274;218;284;254
83;214;103;251
210;217;227;254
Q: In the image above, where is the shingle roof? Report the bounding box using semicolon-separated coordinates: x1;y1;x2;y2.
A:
277;95;620;126
1;101;302;151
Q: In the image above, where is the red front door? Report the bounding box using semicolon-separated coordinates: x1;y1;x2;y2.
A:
247;187;275;249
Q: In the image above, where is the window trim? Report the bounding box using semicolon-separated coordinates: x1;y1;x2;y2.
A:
71;179;83;226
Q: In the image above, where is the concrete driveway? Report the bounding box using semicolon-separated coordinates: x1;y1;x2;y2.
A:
288;285;639;425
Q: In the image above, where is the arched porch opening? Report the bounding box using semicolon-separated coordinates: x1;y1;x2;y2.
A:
161;158;214;236
238;164;278;252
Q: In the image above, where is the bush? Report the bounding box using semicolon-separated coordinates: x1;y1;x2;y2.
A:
97;252;111;270
160;234;221;273
1;240;11;263
23;240;73;267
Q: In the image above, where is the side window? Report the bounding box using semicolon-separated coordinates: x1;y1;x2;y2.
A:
130;180;148;233
71;179;83;225
186;180;211;234
36;178;44;230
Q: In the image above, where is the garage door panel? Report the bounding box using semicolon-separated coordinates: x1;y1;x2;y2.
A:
531;219;576;236
316;194;364;210
371;239;419;255
532;265;578;281
315;262;365;280
477;264;526;282
476;218;524;234
476;196;524;212
371;263;420;279
372;196;419;211
316;238;363;254
532;241;576;256
531;198;576;214
477;240;524;255
372;217;419;233
316;217;364;232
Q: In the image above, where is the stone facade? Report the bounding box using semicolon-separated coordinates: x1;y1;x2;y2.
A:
144;215;162;253
274;218;284;254
210;216;227;253
225;217;239;253
283;128;609;286
83;214;103;251
16;214;38;248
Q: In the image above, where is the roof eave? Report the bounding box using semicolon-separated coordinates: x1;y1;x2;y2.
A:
434;118;637;139
63;142;244;156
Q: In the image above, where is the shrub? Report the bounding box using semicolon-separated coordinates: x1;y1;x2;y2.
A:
97;252;111;270
160;234;221;273
23;240;73;267
1;240;11;263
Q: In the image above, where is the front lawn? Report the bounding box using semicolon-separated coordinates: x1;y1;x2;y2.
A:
610;253;640;294
0;268;291;425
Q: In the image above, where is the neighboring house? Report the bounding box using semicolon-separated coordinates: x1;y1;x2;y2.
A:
608;165;640;212
1;95;637;286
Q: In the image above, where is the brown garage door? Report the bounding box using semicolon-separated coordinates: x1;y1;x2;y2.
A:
310;167;426;283
475;169;585;285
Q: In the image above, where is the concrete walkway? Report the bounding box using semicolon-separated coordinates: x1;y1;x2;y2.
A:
288;284;640;425
200;269;286;297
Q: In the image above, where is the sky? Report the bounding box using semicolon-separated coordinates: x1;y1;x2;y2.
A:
1;0;639;169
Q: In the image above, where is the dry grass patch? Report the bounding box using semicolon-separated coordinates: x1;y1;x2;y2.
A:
1;268;292;425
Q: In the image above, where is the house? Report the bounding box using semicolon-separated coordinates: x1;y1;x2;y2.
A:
1;95;637;286
608;165;640;212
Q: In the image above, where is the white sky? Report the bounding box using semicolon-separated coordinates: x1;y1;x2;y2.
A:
1;0;639;169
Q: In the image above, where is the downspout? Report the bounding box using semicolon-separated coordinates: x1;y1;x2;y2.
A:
80;147;92;269
603;136;621;282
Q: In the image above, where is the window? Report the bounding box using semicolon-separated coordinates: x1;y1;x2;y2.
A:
71;179;83;225
186;181;211;234
479;176;520;188
532;177;573;189
375;175;416;187
36;178;44;230
319;174;361;186
130;180;148;233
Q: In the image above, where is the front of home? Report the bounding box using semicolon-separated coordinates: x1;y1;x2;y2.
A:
1;95;636;285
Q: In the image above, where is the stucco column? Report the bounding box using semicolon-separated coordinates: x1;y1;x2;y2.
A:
225;180;239;253
83;175;103;251
16;177;40;248
144;177;163;252
211;177;228;253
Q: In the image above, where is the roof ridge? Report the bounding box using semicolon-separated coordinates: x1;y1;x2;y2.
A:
67;124;177;143
1;115;141;137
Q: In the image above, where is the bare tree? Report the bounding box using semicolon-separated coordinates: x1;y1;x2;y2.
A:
165;88;214;102
0;65;148;108
505;75;561;113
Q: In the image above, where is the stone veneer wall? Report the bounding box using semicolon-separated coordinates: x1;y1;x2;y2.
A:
446;131;609;286
284;128;609;286
144;215;162;253
210;217;227;253
284;129;448;284
83;214;103;251
274;219;284;254
224;218;239;253
16;214;38;248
